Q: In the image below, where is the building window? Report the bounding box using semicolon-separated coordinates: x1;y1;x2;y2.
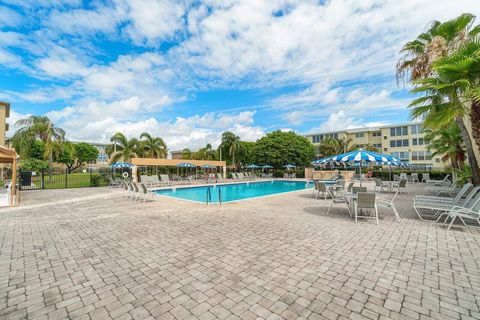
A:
373;143;382;148
412;138;424;146
411;124;423;134
372;132;381;137
411;151;431;161
355;133;364;138
391;152;409;161
390;139;409;147
390;126;408;136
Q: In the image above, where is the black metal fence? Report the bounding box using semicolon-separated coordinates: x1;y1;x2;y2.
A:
18;167;117;190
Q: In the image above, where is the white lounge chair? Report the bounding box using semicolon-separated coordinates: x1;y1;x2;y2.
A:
443;198;480;230
315;181;329;200
421;173;430;183
415;183;473;203
411;173;419;183
139;183;156;202
160;174;173;186
377;190;400;222
327;186;350;215
414;187;480;222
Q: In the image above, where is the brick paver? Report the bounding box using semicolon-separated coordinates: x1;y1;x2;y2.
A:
0;183;479;319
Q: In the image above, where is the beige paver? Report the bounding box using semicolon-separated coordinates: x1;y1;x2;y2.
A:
0;183;479;319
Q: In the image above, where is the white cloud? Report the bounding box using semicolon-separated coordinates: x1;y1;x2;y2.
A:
0;5;23;27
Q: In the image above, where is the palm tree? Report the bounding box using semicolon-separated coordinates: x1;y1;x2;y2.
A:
12;115;65;178
396;13;479;82
219;131;243;168
139;132;167;158
109;132;139;163
424;124;465;169
408;41;480;184
362;144;379;152
181;148;192;159
318;137;353;157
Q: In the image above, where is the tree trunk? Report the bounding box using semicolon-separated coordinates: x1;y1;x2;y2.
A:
456;117;480;185
48;150;53;182
471;100;480;151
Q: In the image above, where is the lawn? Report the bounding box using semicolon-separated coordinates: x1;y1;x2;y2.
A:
28;172;110;189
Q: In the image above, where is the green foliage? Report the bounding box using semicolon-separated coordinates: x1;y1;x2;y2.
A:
55;142;99;173
181;148;192;159
219;131;243;166
19;159;49;171
454;165;472;186
424;123;465;169
318;137;354;157
253;130;315;168
30;141;46;160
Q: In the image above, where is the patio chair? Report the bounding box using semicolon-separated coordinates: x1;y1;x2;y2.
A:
352;186;367;194
237;173;245;180
425;182;457;196
108;177;121;188
216;173;224;183
411;173;419;183
377;190;400;222
315;181;329;200
426;174;451;186
132;183;141;200
413;187;480;222
160;174;172;186
327;186;350;215
121;181;129;197
374;179;386;193
355;192;378;224
396;179;407;193
346;182;354;193
139;183;156;202
149;175;162;186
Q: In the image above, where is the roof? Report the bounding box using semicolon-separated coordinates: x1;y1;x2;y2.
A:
0;101;10;117
0;145;18;163
305;121;423;137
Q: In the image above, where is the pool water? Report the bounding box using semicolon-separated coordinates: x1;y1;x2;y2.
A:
155;180;313;203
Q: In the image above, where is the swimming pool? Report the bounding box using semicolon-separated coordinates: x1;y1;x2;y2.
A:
155;180;313;204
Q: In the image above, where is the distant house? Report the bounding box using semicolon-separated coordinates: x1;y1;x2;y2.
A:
170;150;183;160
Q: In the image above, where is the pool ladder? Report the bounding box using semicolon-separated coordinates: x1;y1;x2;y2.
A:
206;187;222;205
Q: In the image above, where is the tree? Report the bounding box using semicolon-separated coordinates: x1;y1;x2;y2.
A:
408;40;480;184
424;124;465;169
253;130;315;168
181;148;192;159
140;132;167;158
109;133;139;163
318;137;354;157
56;142;99;173
218;131;244;167
362;144;379;152
194;143;217;160
238;141;256;167
12;115;65;178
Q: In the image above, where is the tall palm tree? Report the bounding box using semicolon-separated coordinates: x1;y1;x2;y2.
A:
109;132;139;163
12;115;65;178
424;124;465;169
408;41;480;184
219;131;243;168
139;132;167;158
396;13;479;82
318;137;354;157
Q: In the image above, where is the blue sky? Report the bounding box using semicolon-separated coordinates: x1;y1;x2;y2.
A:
1;0;479;151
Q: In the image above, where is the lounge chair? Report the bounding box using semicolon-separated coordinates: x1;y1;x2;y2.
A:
108;177;121;188
355;192;378;224
413;187;480;222
139;183;156;202
426;174;451;186
216;173;224;183
374;179;387;193
346;182;354;193
415;183;473;203
237;173;245;180
421;173;430;183
160;174;173;186
396;179;408;193
411;173;419;183
443;198;480;230
352;186;367;194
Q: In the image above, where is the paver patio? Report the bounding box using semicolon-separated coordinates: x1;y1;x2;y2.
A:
0;183;479;319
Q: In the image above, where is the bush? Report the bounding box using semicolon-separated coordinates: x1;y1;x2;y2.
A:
19;159;49;171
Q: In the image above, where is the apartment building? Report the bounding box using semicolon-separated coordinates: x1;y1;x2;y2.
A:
305;122;447;170
87;142;110;166
0;102;10;146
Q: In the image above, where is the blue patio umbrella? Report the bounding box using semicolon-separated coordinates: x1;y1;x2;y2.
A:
262;165;273;169
329;149;400;186
176;162;196;168
377;160;412;181
246;164;260;169
283;164;296;169
110;162;133;168
201;164;215;169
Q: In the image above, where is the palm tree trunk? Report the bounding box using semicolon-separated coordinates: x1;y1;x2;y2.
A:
455;117;480;185
471;100;480;150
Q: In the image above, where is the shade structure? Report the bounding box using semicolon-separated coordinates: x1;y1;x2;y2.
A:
283;164;296;169
312;156;340;167
176;162;196;168
110;162;133;168
330;149;400;163
246;164;260;169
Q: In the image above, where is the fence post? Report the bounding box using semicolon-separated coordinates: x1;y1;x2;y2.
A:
65;168;68;189
90;169;92;187
41;171;45;189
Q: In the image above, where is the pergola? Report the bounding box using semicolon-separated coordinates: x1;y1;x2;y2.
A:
0;145;18;206
130;158;227;181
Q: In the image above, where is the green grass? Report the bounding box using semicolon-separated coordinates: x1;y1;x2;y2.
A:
28;172;110;189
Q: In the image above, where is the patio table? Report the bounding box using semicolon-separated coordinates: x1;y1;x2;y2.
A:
343;192;357;217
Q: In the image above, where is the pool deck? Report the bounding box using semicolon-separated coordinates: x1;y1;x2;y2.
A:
0;182;479;319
